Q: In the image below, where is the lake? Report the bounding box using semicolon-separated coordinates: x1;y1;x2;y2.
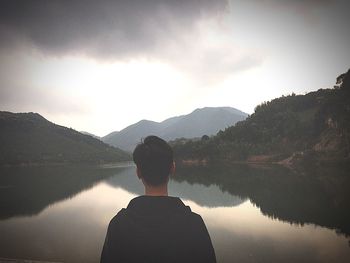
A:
0;163;349;263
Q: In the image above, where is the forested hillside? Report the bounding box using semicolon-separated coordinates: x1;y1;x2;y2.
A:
172;69;350;166
0;112;130;165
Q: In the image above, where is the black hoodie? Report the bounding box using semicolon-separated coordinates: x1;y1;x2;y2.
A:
101;196;216;263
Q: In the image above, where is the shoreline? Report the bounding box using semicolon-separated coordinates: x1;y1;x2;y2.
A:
0;160;133;168
0;258;62;263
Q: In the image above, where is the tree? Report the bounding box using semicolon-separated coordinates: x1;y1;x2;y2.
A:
201;135;210;141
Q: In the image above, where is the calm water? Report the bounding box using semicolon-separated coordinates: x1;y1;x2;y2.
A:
0;164;349;263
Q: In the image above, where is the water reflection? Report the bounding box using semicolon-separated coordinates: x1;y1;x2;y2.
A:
107;167;246;207
0;164;349;263
1;163;349;236
0;165;126;219
174;163;350;238
199;201;350;263
0;183;134;263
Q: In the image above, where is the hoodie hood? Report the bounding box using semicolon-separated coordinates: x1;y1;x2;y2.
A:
127;195;191;216
120;196;193;229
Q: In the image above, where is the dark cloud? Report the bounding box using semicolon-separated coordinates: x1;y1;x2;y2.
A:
0;0;228;59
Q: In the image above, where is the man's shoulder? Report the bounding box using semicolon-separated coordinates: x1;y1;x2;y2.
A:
188;210;204;221
107;197;206;229
108;208;128;227
184;210;207;230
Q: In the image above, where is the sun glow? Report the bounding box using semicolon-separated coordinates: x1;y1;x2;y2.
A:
22;54;194;136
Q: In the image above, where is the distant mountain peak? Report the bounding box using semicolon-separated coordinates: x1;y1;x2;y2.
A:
102;106;248;152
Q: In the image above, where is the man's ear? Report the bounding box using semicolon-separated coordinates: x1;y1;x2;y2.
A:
136;167;142;179
170;161;176;175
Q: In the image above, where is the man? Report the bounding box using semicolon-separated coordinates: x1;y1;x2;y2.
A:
101;135;216;263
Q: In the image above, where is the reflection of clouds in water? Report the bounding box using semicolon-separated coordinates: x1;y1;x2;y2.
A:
0;183;136;263
50;182;136;225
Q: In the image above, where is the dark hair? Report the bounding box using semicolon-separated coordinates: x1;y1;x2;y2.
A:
133;135;174;186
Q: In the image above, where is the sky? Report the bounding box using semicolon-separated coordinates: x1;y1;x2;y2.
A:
0;0;349;136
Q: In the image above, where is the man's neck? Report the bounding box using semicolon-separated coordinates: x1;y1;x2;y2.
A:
144;184;168;196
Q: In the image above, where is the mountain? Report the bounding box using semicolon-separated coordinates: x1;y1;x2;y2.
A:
0;112;130;165
80;131;101;140
102;107;248;152
172;69;350;166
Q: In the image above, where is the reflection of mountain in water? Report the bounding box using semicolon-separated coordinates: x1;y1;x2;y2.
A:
174;163;350;237
106;167;144;195
0;165;125;219
169;181;245;207
106;167;245;207
3;163;349;238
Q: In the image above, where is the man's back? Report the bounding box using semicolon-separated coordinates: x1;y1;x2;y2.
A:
101;196;216;263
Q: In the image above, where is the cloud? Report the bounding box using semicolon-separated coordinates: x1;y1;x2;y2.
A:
0;0;263;83
0;83;89;115
0;78;89;116
0;0;228;59
0;50;89;115
164;39;263;84
258;0;334;8
255;0;339;19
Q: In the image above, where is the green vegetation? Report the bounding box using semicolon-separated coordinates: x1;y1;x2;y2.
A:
0;112;131;165
172;69;350;166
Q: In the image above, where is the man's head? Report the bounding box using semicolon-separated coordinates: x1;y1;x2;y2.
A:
133;135;174;186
